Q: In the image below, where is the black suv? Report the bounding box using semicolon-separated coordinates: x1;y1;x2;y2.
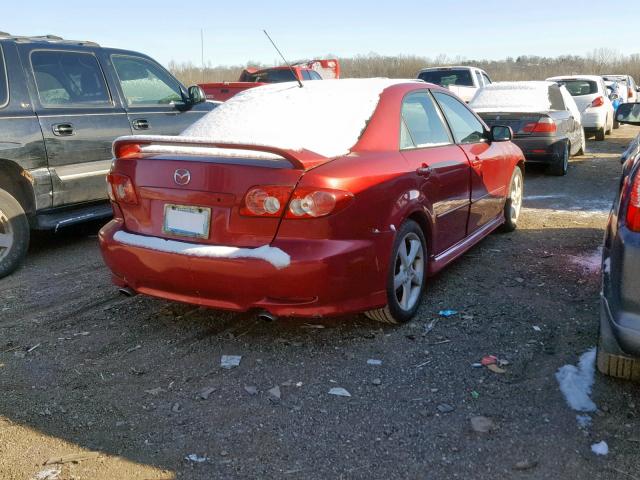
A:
0;33;215;278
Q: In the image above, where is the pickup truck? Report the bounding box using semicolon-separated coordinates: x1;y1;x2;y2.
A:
200;59;340;102
0;33;215;278
417;66;492;103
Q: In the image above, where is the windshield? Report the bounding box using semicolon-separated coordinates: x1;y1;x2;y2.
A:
244;69;297;83
418;69;474;87
554;80;598;96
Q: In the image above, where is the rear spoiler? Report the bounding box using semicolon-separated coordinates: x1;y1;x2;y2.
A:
112;136;329;170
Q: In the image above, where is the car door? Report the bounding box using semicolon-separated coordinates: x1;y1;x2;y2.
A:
109;54;210;135
399;90;471;255
20;46;133;207
432;91;508;233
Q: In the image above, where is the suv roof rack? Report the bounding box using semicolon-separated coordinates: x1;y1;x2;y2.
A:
0;32;99;47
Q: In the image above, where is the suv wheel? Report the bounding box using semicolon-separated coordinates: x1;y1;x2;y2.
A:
365;220;427;324
0;188;30;278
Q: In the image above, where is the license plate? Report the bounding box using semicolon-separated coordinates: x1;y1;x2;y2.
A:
163;204;211;239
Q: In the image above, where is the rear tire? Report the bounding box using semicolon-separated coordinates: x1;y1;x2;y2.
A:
595;127;605;141
365;220;427;324
0;188;30;278
500;167;523;232
613;119;620;130
597;308;640;382
548;140;569;176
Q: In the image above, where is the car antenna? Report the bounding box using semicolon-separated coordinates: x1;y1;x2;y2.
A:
263;30;303;88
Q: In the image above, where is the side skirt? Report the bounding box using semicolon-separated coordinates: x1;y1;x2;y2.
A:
428;216;503;275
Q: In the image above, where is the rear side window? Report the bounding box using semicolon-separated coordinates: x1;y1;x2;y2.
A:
400;91;452;149
112;55;183;106
301;70;311;81
475;71;483;87
482;73;492;85
556;80;598;96
549;85;566;110
31;50;111;107
0;46;7;107
418;69;474;87
309;71;322;80
433;92;485;144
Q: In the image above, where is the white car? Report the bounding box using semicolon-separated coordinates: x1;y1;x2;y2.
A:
417;66;491;102
547;75;614;141
603;74;639;103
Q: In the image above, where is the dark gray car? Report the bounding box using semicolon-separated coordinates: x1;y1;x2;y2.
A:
470;81;585;176
599;102;640;381
0;33;215;278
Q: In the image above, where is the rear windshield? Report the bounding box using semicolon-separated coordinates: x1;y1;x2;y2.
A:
554;80;598;96
244;69;297;83
418;69;474;87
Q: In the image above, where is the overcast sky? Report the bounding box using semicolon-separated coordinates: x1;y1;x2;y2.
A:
7;1;639;68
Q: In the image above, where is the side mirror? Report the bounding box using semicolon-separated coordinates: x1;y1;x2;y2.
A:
490;125;512;142
615;102;640;126
188;85;206;105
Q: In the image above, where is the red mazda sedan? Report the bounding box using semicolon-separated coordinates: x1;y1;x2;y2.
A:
100;79;524;323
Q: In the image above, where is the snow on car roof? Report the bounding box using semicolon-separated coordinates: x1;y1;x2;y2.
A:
125;79;408;160
469;81;556;113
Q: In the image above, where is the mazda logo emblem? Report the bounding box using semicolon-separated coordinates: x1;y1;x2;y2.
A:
174;169;191;186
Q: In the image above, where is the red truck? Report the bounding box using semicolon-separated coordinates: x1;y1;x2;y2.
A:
199;59;340;102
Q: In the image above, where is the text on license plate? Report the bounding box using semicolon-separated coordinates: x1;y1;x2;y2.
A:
163;204;211;239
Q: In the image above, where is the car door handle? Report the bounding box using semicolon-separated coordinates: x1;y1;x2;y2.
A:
132;118;149;130
52;123;74;136
470;157;482;168
416;164;432;177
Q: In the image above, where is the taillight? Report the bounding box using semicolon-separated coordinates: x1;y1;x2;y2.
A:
107;173;138;205
591;96;605;108
626;173;640;232
114;143;141;159
286;188;353;218
240;186;292;217
522;117;557;134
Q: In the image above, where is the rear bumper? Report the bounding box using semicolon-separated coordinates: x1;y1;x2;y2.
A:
511;136;559;163
99;220;390;318
602;223;640;356
581;111;607;130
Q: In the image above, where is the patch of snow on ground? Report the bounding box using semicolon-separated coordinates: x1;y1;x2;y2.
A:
555;347;597;412
569;247;603;273
576;414;592;428
591;441;609;456
113;231;290;269
122;79;405;159
470;81;555;113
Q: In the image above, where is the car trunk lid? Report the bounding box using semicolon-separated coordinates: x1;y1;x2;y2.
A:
111;138;329;247
477;112;550;136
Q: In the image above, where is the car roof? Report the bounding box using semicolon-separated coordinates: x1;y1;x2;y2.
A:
547;75;603;82
418;65;485;72
0;32;99;47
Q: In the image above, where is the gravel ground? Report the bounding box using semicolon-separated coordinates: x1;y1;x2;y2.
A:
1;127;639;480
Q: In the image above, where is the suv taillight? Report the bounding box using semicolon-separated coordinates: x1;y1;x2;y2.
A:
522;117;557;134
107;173;138;205
591;96;605;108
626;172;640;232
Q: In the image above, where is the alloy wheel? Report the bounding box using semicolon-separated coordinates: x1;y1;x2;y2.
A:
393;232;425;311
509;170;523;223
0;207;14;262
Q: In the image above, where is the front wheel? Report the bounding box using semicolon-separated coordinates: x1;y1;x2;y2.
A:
0;188;30;278
365;220;427;324
500;167;523;232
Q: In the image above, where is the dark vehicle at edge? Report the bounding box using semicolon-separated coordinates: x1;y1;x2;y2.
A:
0;33;214;278
599;101;640;381
470;81;585;176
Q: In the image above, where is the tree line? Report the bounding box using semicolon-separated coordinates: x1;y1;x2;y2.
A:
169;49;640;85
